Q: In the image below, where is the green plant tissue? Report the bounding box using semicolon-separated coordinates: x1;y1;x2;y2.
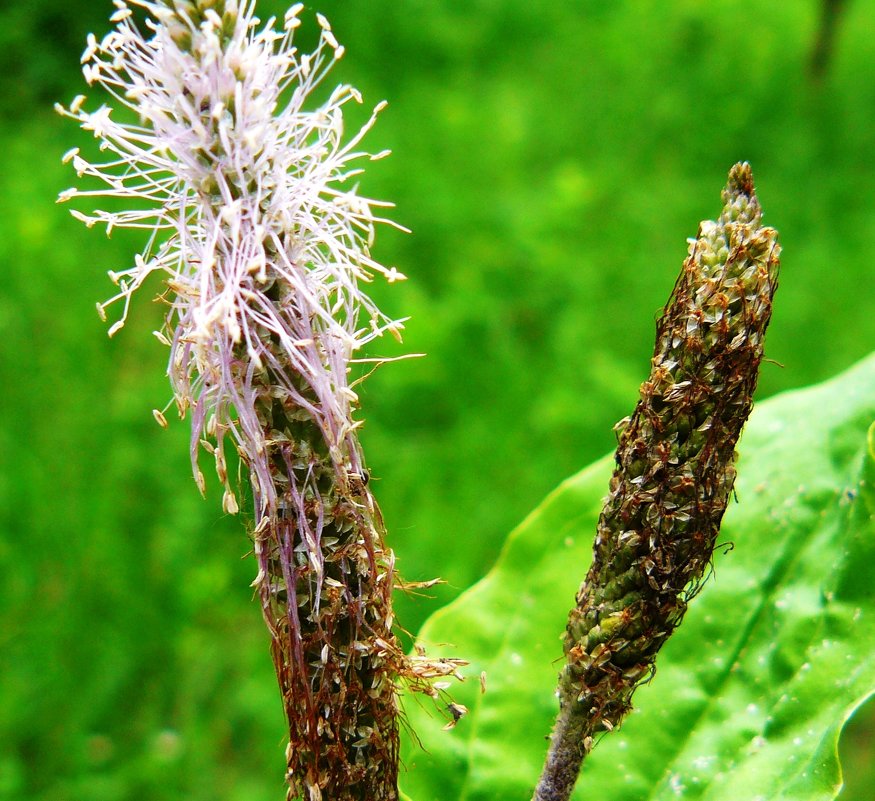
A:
400;353;875;801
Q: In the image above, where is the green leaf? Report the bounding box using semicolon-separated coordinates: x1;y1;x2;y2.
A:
399;354;875;801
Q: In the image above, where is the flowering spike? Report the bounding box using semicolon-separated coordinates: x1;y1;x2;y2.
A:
533;163;781;801
58;2;462;798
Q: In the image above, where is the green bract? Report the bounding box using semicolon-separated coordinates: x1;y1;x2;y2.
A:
400;353;875;801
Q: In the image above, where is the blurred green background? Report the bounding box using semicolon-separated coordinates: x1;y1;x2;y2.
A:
1;0;873;798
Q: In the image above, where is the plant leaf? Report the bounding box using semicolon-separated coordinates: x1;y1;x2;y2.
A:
399;353;875;801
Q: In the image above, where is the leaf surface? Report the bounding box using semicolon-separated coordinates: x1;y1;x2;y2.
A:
400;354;875;801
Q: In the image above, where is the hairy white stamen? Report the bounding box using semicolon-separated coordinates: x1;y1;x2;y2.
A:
59;3;405;527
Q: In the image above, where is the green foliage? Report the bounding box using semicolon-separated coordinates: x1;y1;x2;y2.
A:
400;354;875;800
3;0;875;798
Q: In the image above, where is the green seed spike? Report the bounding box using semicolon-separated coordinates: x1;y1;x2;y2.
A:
533;163;780;801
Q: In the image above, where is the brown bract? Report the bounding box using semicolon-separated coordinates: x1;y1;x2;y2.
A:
252;347;464;801
254;386;403;801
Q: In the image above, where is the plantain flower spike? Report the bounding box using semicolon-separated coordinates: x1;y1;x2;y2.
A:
534;163;781;801
57;2;462;798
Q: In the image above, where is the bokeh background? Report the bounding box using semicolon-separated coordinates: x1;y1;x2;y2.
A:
1;1;873;798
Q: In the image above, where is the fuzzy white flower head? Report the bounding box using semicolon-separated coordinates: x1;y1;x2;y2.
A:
57;0;407;516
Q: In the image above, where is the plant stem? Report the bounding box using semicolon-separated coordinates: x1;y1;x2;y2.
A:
533;163;780;801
